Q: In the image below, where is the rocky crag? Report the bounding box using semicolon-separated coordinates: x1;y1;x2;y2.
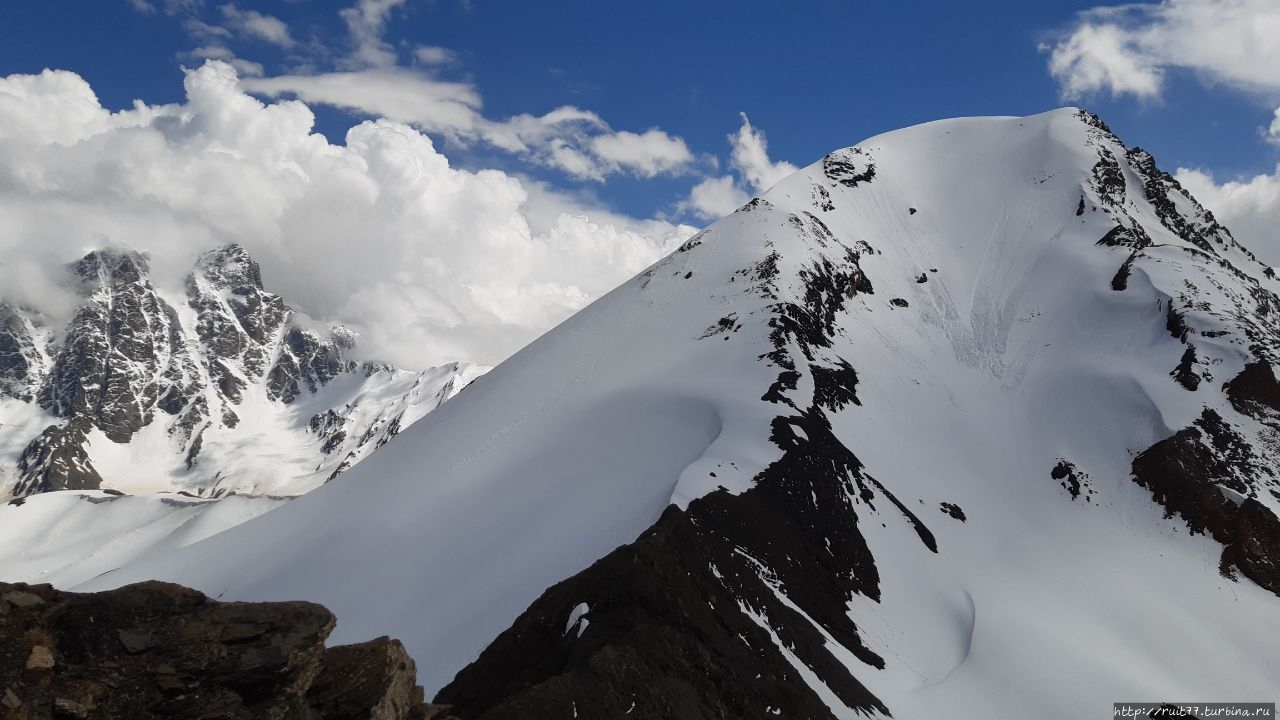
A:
0;580;450;719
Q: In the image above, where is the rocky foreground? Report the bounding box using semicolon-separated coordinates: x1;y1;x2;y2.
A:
0;581;455;719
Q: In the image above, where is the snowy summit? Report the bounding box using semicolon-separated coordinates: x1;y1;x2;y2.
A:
62;109;1280;717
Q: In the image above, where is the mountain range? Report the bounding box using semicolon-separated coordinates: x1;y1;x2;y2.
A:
3;108;1278;718
0;243;485;499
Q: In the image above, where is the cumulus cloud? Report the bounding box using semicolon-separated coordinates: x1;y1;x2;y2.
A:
681;176;749;221
219;4;295;48
1046;0;1280;99
1047;22;1162;99
589;129;693;178
679;113;797;220
0;61;695;368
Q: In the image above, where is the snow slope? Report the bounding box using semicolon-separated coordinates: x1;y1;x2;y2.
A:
82;110;1280;717
0;491;288;588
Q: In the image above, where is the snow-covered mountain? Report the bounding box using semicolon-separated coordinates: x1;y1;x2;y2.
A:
0;244;486;498
64;109;1280;716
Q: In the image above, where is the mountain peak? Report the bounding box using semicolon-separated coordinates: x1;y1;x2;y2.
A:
193;242;266;291
82;110;1280;715
0;239;486;498
71;248;151;290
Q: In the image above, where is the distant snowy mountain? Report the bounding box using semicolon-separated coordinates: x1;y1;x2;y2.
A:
65;109;1280;717
0;243;486;498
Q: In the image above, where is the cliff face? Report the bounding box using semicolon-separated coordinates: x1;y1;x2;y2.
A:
0;581;442;720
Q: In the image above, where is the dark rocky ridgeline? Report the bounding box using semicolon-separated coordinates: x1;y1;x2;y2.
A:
0;580;439;719
434;183;938;720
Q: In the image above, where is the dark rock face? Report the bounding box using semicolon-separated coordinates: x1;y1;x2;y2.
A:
187;244;289;391
1171;345;1201;391
307;637;426;720
0;305;46;403
267;328;358;405
821;147;876;188
1051;459;1094;502
1132;408;1280;597
40;250;198;444
13;425;104;496
0;580;430;719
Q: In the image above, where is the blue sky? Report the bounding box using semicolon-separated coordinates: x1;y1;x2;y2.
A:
1;0;1275;219
0;0;1277;367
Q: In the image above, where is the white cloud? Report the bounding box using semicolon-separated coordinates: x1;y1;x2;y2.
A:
0;61;695;368
189;44;265;77
1177;165;1280;265
212;0;695;182
590;129;694;179
242;68;485;139
680;176;749;221
730;112;799;193
243;71;695;181
1047;0;1280;100
413;45;457;66
1269;106;1280;144
340;0;408;69
1048;22;1162;99
219;4;295;48
678;113;797;221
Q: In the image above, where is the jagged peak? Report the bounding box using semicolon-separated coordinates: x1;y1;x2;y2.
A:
70;248;151;290
192;242;266;291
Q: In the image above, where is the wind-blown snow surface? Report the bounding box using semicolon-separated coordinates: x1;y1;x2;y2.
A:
85;110;1280;716
0;491;288;587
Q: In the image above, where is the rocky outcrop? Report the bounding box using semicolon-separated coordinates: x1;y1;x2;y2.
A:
0;580;431;719
13;425;103;496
